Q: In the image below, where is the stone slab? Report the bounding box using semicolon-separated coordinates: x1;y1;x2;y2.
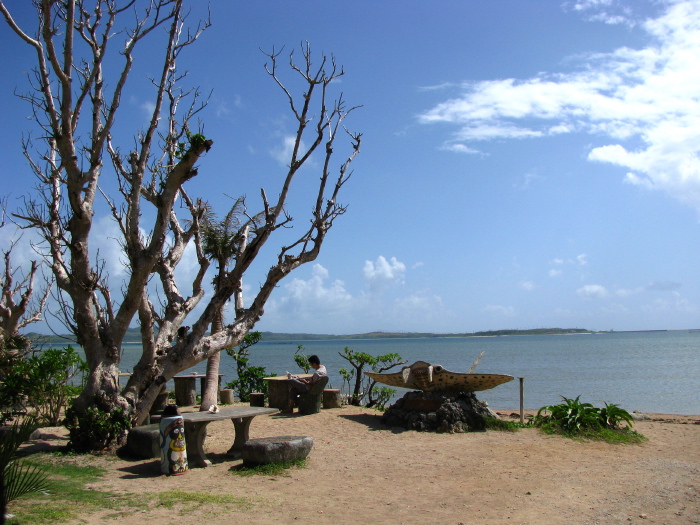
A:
242;435;313;467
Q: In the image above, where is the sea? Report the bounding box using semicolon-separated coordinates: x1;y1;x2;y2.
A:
111;330;700;415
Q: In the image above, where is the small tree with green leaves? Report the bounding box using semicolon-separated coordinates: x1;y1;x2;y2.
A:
338;347;405;406
293;344;311;374
338;367;354;404
225;332;270;402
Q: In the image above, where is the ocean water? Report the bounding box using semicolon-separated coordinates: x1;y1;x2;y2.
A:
116;330;700;415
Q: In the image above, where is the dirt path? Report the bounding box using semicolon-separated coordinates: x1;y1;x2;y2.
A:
13;407;700;524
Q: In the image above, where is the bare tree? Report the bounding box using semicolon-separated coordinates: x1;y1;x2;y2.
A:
0;241;51;354
1;0;361;447
0;200;51;353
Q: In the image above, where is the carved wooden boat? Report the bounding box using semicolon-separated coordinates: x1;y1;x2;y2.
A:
365;360;514;392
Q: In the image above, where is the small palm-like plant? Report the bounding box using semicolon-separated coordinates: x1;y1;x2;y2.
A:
1;417;50;518
599;402;634;429
534;396;639;442
535;395;602;433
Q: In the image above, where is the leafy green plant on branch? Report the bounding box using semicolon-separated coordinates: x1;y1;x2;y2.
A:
225;332;271;402
338;367;354;404
293;344;311;374
338;347;405;407
534;395;642;443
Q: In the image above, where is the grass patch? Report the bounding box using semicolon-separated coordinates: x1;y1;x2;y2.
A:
156;490;253;513
5;455;140;524
5;453;254;524
484;417;530;432
537;422;647;444
230;458;307;476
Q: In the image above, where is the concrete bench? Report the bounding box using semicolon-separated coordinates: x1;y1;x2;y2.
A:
124;406;278;466
241;435;313;467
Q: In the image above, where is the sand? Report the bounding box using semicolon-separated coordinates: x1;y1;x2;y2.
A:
12;406;700;525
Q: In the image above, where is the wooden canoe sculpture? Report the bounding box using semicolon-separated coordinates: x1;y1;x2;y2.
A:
365;360;514;392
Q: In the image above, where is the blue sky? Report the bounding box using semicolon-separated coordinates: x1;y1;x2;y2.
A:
2;0;699;334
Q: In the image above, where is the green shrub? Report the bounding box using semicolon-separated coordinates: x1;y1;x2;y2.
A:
370;386;396;411
0;346;86;425
224;360;270;402
534;396;643;443
225;332;270;402
64;403;131;452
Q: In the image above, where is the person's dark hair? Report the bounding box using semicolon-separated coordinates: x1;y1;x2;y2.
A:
308;355;321;366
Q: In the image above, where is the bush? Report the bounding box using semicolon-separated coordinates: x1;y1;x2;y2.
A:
64;403;131;452
224;360;271;402
534;396;644;443
0;346;86;425
225;332;270;402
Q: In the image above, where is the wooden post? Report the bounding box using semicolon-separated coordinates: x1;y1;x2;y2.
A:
518;377;525;424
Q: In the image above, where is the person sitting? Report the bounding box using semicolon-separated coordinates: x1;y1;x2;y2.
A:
287;355;327;409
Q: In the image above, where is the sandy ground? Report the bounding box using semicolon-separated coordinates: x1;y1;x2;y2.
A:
11;405;700;525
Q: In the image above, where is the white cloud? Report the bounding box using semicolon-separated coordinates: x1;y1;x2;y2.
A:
548;253;587;277
271;135;308;166
363;256;406;290
520;281;535;291
641;292;698;314
440;143;481;155
418;1;700;212
284;264;350;303
484;304;516;316
577;284;609;298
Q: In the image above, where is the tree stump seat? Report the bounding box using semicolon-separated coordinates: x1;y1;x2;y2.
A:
249;392;265;407
297;375;329;414
322;389;342;409
241;435;313;467
219;389;235;405
125;423;160;459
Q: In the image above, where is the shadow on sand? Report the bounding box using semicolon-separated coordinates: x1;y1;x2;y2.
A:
338;412;406;433
116;459;163;479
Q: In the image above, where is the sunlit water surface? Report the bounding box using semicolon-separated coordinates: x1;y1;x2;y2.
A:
114;330;699;414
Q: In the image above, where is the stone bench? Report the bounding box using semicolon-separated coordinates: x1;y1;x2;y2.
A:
241;435;313;467
125;423;161;459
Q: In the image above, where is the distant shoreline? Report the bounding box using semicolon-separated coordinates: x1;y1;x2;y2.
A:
25;327;699;345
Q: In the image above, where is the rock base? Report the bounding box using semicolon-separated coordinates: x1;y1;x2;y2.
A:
381;390;495;433
241;435;313;466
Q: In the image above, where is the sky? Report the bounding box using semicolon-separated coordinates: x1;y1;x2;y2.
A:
1;0;700;335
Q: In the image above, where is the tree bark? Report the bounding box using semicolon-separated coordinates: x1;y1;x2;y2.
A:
199;306;223;410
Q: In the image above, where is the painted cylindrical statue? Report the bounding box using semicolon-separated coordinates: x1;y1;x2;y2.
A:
159;404;188;475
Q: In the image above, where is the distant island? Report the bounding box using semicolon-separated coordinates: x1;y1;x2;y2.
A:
25;327;597;345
